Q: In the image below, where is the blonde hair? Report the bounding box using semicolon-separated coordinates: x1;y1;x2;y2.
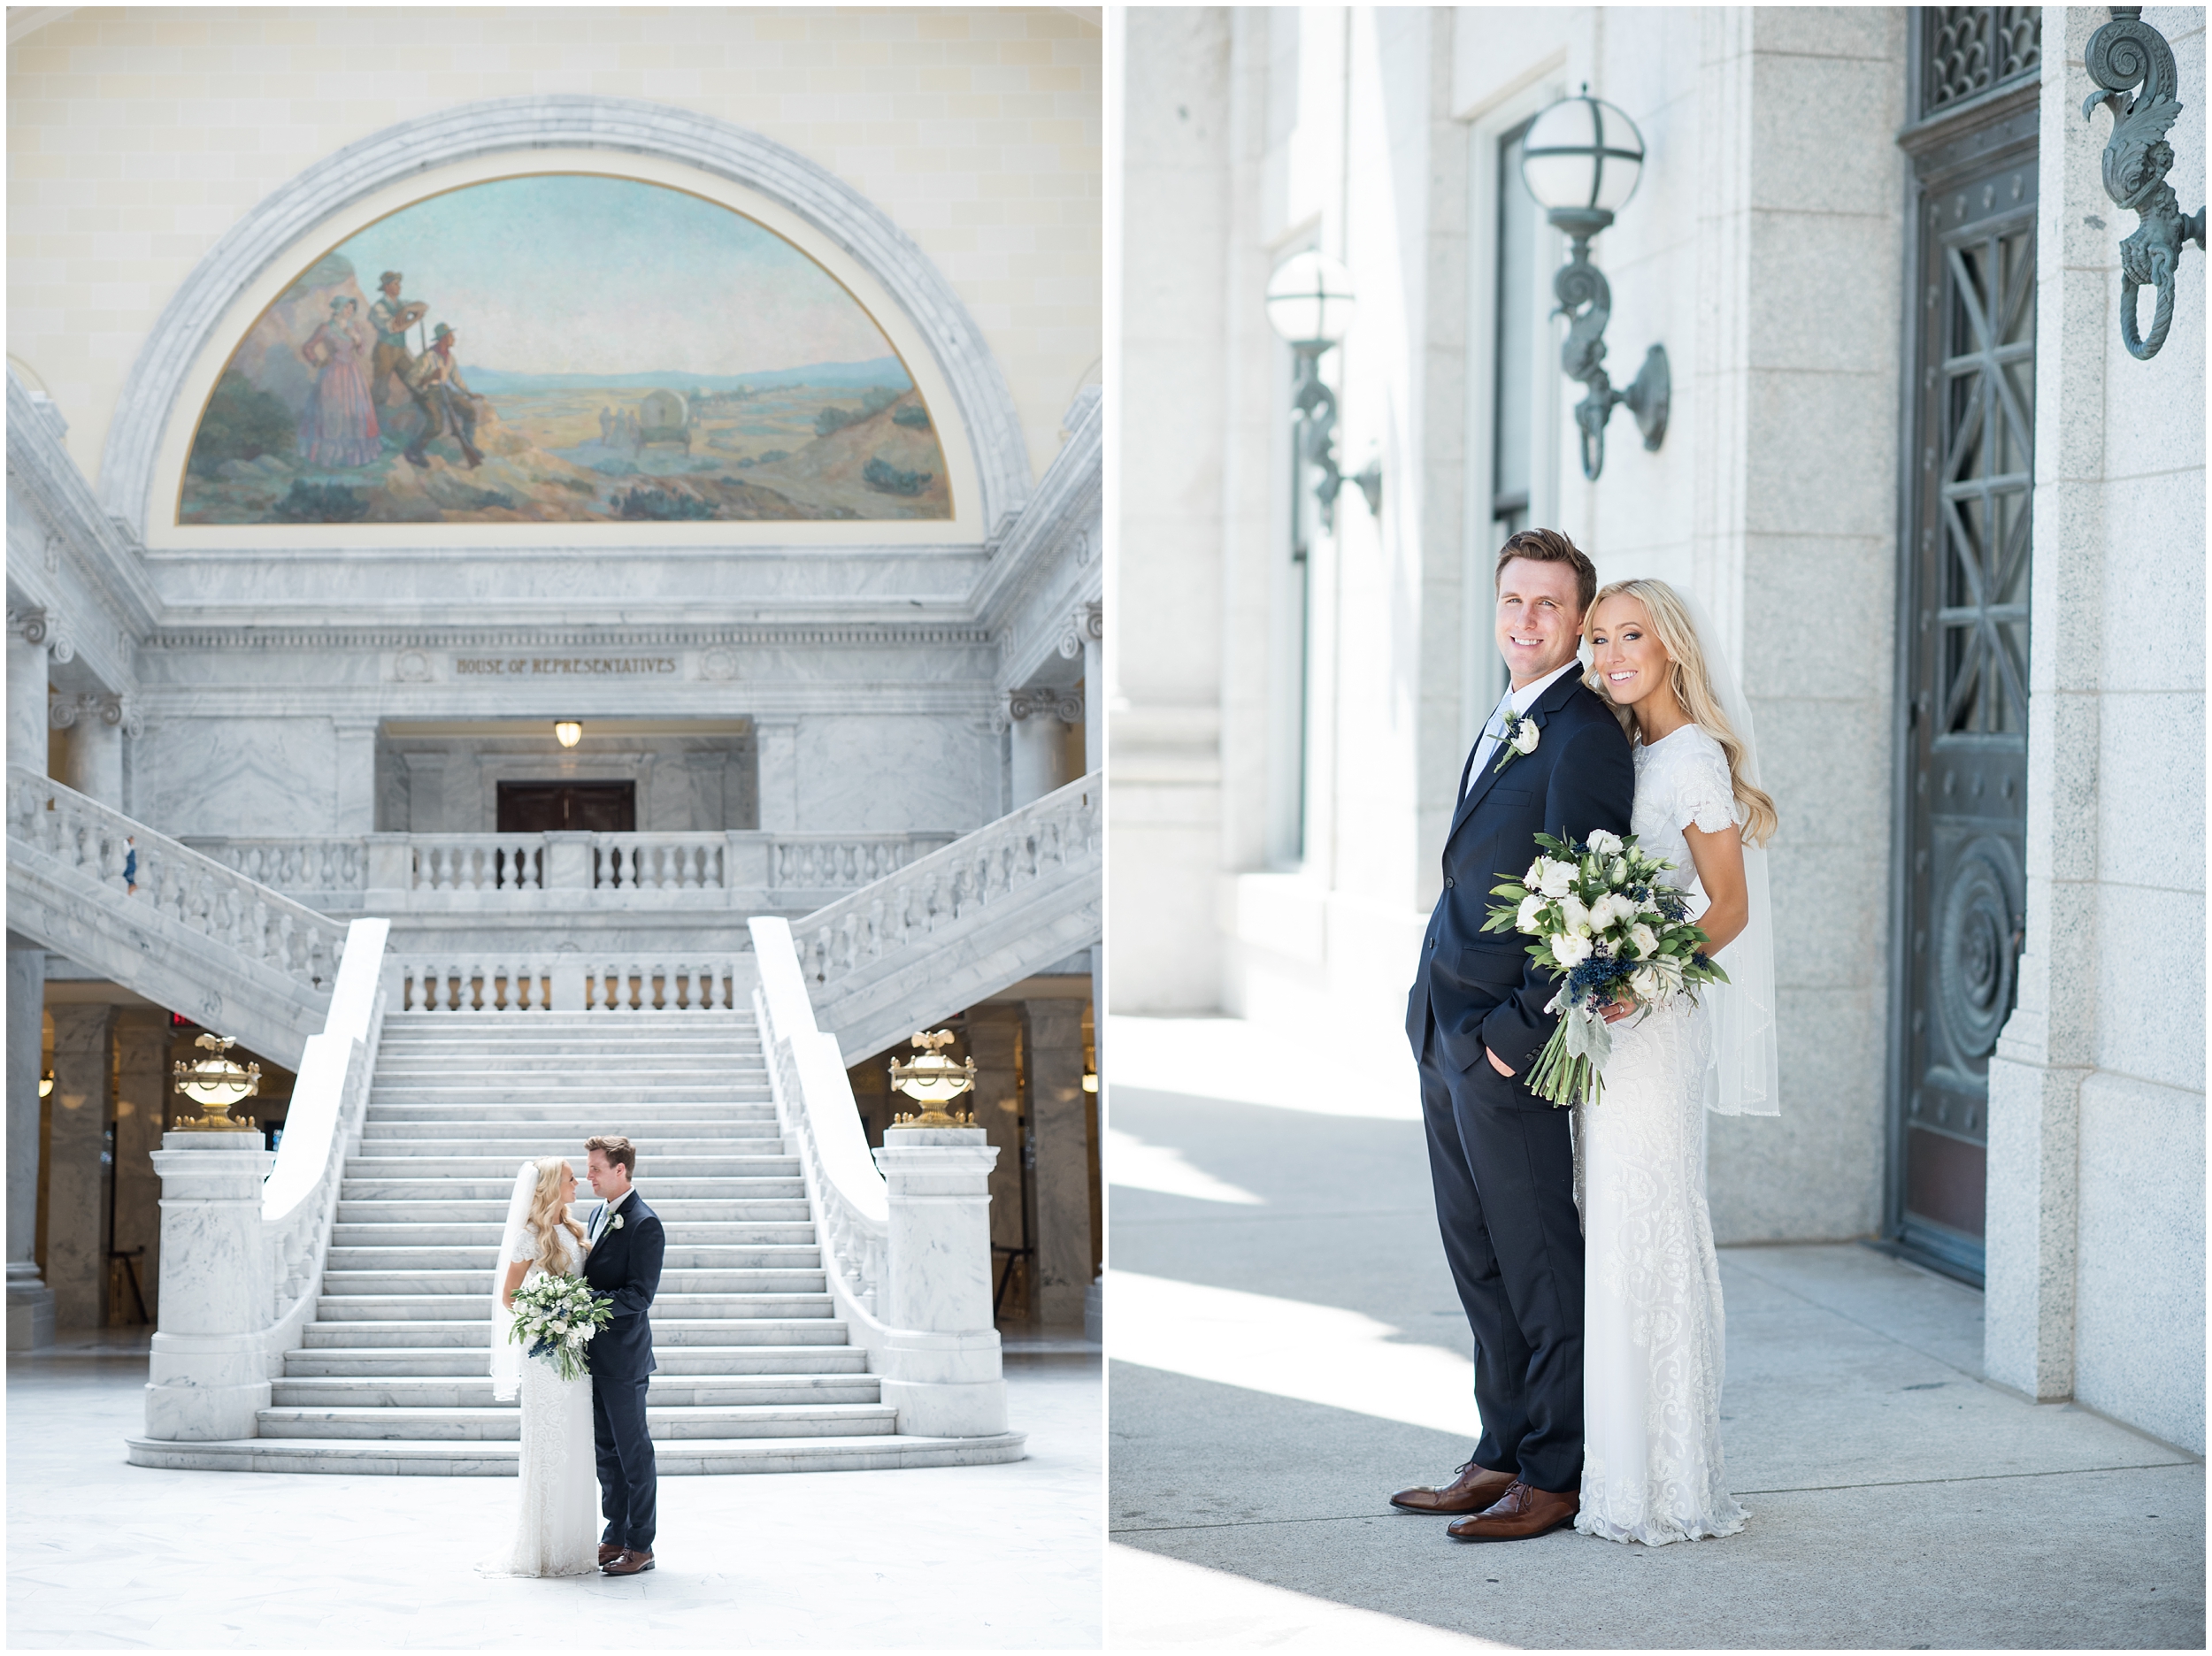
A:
1584;578;1778;847
525;1157;585;1274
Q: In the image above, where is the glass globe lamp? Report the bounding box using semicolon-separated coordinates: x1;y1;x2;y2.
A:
172;1033;262;1132
887;1030;978;1130
1519;86;1647;240
1264;251;1357;349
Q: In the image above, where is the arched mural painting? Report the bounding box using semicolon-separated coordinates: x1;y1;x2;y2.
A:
180;173;950;525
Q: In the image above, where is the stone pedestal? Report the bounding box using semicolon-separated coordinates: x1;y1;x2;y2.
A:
143;1131;275;1441
1025;999;1092;1329
6;938;53;1350
45;1003;115;1330
543;832;594;891
872;1128;1007;1437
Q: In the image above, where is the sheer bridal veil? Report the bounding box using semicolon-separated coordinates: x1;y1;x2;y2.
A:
1675;588;1780;1118
490;1162;534;1402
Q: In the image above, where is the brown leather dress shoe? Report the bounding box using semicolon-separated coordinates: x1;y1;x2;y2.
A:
1389;1459;1517;1514
598;1543;623;1566
1445;1480;1578;1542
603;1548;656;1576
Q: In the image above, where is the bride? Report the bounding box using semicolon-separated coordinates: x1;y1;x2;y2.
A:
486;1157;601;1577
1576;577;1779;1546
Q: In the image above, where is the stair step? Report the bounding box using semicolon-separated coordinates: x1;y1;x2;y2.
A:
339;1177;804;1200
319;1269;828;1295
324;1245;821;1270
362;1108;777;1126
256;1402;898;1441
270;1373;880;1407
369;1090;768;1106
342;1155;797;1178
356;1132;780;1151
302;1318;847;1347
335;1200;812;1223
125;1431;1029;1476
284;1344;870;1377
315;1292;833;1322
328;1222;816;1247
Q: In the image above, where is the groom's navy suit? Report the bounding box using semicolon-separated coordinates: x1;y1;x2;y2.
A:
583;1189;664;1553
1406;663;1632;1496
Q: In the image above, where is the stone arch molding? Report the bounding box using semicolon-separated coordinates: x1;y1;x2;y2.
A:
101;96;1033;538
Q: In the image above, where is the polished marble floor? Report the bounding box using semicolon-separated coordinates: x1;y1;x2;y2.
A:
9;1338;1100;1649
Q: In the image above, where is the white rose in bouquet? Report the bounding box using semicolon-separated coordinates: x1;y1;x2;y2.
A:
1553;932;1594;969
1589;893;1634;931
1586;829;1624;857
1517;893;1546;932
1609;855;1630;883
1628;922;1659;960
1558;893;1593;937
1536;858;1574;898
1629;964;1663;1001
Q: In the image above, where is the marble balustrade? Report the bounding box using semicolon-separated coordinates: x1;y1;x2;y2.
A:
749;914;1008;1438
392;953;748;1014
184;828;958;909
142;917;388;1442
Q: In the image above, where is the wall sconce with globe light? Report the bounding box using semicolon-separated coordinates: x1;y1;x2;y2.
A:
1264;250;1381;548
1518;86;1670;481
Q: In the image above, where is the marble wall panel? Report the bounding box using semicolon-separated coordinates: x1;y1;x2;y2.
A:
794;716;997;834
133;717;339;837
2093;878;2204;1094
2074;1070;2206;1453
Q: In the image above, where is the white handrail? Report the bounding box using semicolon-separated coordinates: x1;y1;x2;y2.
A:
257;917;389;1362
749;916;890;1350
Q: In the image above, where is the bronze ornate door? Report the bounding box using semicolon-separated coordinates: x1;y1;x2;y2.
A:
1891;32;2039;1284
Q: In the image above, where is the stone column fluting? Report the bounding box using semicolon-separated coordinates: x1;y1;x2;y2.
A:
871;1127;1009;1437
5;936;54;1349
45;1002;116;1330
1024;998;1091;1328
143;1130;276;1441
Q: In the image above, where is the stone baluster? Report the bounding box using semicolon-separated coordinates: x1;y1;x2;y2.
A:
142;1130;277;1441
872;1128;1008;1437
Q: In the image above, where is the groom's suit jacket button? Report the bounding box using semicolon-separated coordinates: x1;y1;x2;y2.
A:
1444;876;1455;888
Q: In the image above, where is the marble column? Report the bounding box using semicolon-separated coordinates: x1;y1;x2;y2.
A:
756;717;799;832
6;937;54;1348
112;1010;168;1325
1025;998;1091;1328
8;606;52;772
332;719;380;833
967;1005;1027;1291
1009;701;1062;807
46;1003;115;1330
58;695;124;805
1080;616;1102;777
872;1127;1008;1436
143;1131;276;1441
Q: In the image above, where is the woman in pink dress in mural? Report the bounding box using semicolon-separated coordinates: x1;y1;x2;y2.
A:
296;295;380;468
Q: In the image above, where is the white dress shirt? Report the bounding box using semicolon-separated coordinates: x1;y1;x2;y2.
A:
589;1185;633;1243
1464;657;1584;798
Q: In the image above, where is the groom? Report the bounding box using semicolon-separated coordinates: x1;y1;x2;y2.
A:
1394;528;1632;1543
582;1135;664;1575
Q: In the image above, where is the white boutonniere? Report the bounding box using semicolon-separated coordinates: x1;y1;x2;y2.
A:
611;1214;625;1230
1492;710;1540;775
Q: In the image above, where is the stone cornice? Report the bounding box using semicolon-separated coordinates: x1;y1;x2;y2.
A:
96;96;1033;540
976;388;1104;693
5;370;163;648
142;623;998;653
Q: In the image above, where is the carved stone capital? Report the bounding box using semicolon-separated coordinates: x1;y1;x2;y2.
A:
46;693;79;730
49;692;124;732
1056;600;1102;660
1009;686;1084;725
8;606;50;648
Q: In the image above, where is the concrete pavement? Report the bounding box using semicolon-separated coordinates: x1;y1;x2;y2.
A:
1106;1016;2204;1650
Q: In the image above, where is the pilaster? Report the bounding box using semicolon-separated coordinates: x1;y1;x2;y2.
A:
755;717;799;832
45;1002;116;1330
1025;998;1092;1328
5;938;54;1349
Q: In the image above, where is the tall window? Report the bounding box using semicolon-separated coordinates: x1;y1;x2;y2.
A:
1492;119;1540;542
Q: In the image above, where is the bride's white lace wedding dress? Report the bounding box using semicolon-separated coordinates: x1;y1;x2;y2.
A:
490;1226;600;1577
1574;723;1749;1546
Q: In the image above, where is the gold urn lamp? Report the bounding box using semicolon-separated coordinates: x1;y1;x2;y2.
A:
172;1033;262;1132
887;1029;977;1130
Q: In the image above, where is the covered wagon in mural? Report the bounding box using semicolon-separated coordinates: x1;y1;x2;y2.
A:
637;388;690;454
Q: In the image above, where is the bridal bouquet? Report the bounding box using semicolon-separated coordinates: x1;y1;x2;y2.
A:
1484;830;1728;1108
506;1272;612;1382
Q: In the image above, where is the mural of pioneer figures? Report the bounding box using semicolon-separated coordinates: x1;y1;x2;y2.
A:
179;174;952;525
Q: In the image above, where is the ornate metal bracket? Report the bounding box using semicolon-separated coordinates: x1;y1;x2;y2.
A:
1551;226;1670;480
1289;348;1382;543
2084;6;2207;361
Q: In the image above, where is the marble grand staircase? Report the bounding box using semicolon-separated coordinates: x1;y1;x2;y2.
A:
147;1009;1020;1473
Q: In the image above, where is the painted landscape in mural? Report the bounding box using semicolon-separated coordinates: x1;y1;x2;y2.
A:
180;175;950;525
